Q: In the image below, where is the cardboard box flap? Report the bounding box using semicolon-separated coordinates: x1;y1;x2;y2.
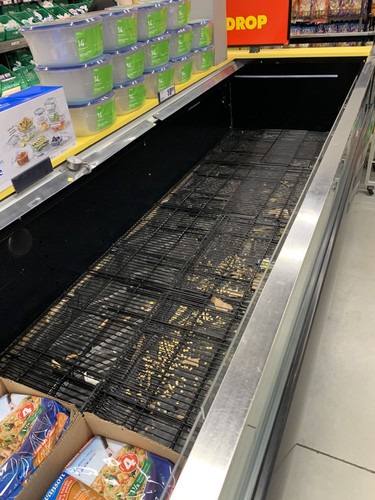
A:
83;412;180;464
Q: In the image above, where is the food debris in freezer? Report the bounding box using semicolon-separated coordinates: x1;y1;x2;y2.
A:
0;129;328;452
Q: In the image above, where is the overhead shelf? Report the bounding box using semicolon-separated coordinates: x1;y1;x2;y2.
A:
0;37;27;54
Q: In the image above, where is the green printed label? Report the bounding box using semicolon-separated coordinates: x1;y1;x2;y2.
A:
199;25;212;47
150;39;169;68
178;2;190;25
117;16;137;46
200;50;213;70
128;83;146;110
146;7;167;38
157;67;174;92
96;100;116;130
177;30;192;56
76;24;103;62
126;50;145;79
179;60;192;83
93;65;113;95
20;406;43;437
128;459;153;497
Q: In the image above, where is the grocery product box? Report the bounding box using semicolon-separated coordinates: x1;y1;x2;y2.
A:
42;412;181;499
0;86;76;194
0;377;79;500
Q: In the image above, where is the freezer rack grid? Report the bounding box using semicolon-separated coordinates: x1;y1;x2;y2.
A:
0;128;327;452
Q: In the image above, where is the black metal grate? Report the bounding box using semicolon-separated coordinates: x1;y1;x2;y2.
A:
0;129;327;452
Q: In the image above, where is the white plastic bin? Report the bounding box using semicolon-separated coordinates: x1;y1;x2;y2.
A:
189;19;213;49
135;1;167;41
170;53;192;84
19;16;103;66
144;63;174;98
35;54;113;104
167;25;192;58
114;76;146;115
144;34;170;70
96;8;137;50
107;42;145;85
69;91;116;136
191;45;214;73
166;0;191;29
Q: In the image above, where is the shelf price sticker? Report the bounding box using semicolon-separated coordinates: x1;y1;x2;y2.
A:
158;84;175;103
226;0;290;46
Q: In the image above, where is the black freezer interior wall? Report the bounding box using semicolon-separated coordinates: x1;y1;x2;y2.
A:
0;56;364;350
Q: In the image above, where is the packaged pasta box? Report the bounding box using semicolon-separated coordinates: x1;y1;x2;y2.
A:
0;393;70;499
44;435;176;499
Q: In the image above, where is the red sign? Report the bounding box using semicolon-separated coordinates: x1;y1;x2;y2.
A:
226;0;290;46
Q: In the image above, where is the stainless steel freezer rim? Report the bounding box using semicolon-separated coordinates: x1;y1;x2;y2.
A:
171;45;375;500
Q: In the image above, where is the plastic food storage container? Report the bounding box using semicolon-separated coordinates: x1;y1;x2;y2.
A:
69;91;116;136
170;53;192;84
19;16;103;66
135;1;167;41
114;76;146;115
189;18;213;49
167;25;192;58
95;8;137;50
166;0;190;29
192;45;214;73
144;33;170;70
144;63;174;98
36;54;113;104
107;42;144;85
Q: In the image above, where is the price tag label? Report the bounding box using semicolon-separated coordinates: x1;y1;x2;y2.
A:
158;84;176;104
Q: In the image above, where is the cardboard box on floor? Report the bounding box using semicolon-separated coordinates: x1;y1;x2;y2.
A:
0;379;180;498
41;412;181;497
0;377;79;500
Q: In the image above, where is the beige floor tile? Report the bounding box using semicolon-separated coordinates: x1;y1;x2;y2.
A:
268;445;375;500
274;193;375;470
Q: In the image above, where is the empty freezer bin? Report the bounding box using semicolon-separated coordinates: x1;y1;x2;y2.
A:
0;50;370;498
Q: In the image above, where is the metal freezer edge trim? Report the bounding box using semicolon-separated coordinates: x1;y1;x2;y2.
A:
170;45;375;500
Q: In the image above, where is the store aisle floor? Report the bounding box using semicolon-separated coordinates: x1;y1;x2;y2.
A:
267;189;375;500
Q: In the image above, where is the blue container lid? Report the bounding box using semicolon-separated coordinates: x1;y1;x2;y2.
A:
170;53;192;63
113;75;145;89
95;8;134;17
69;91;114;108
144;63;171;75
144;33;170;44
166;25;192;35
192;45;214;54
189;19;212;27
35;53;112;71
20;15;101;31
106;42;144;55
136;1;167;10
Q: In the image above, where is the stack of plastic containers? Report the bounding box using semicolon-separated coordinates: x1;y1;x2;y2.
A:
101;8;147;116
22;15;118;136
189;18;214;74
129;1;171;99
166;0;192;85
19;2;215;136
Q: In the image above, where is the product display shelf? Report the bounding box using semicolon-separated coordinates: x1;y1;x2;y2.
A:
0;36;27;53
1;45;372;203
0;58;232;202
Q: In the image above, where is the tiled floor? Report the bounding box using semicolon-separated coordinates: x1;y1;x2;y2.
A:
267;190;375;499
